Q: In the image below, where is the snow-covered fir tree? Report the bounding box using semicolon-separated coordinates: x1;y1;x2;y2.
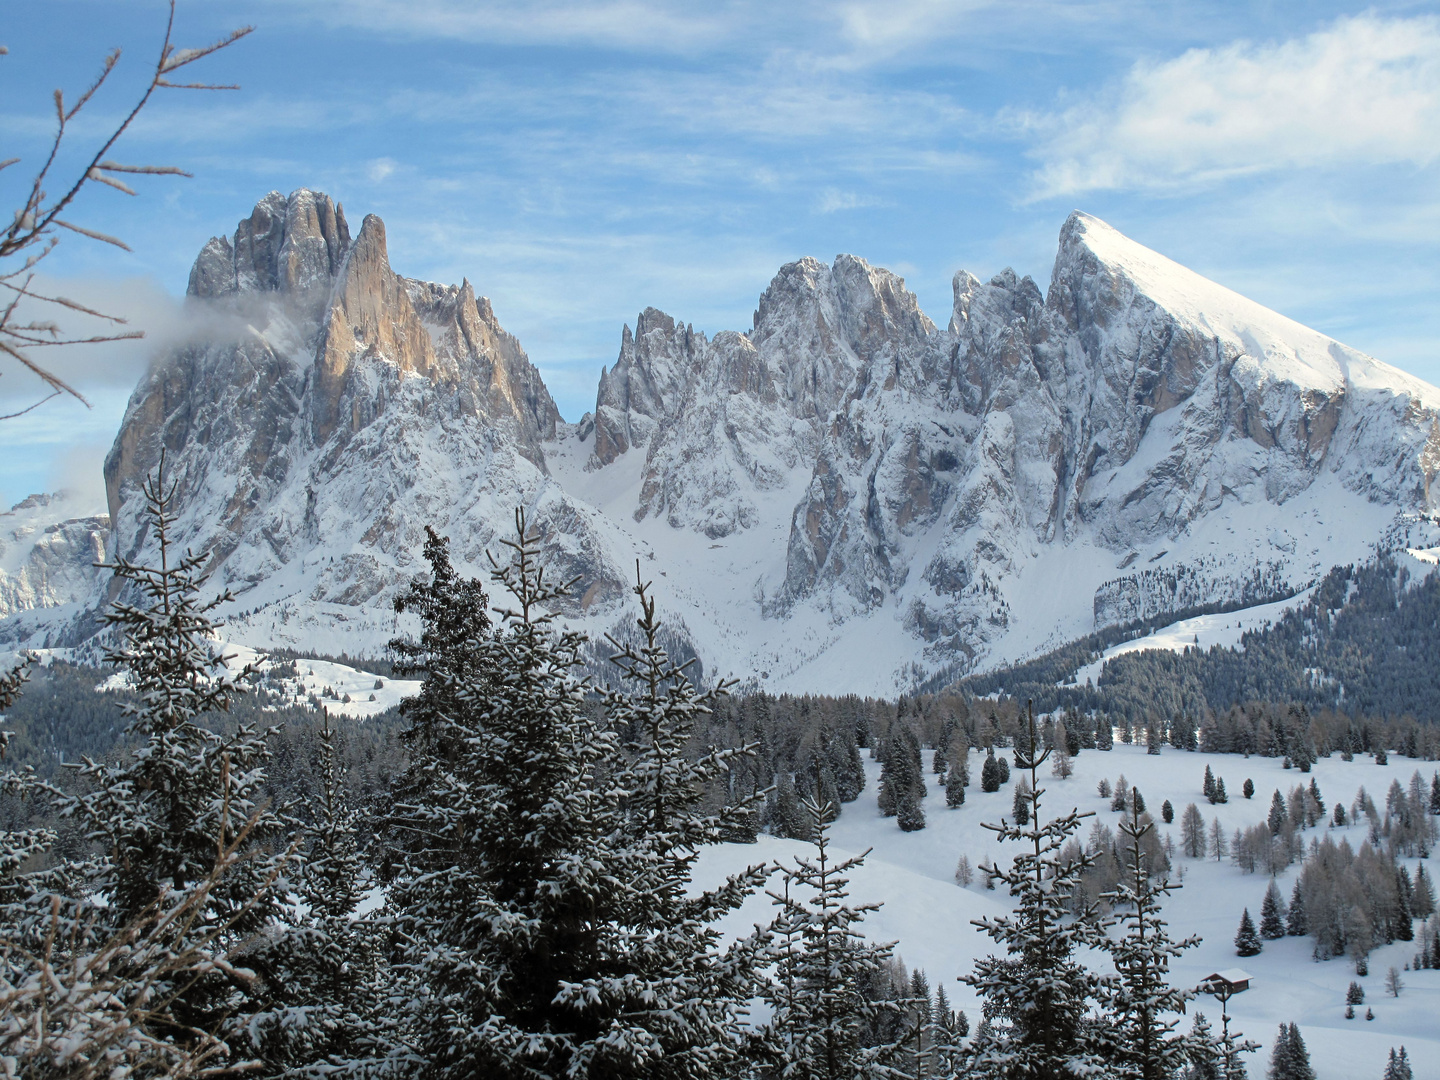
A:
1382;1047;1413;1080
250;711;382;1075
1235;910;1262;957
1265;1023;1315;1080
592;565;771;1078
1097;802;1205;1079
756;793;911;1080
1260;881;1287;940
48;461;297;1064
378;511;628;1077
961;704;1112;1079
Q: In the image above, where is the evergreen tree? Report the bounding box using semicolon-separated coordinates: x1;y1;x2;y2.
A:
1243;779;1255;800
1204;766;1216;803
1132;788;1146;815
1286;880;1308;936
1260;880;1287;940
1266;1023;1314;1080
1235;909;1262;957
53;462;295;1056
1382;1047;1413;1080
1268;792;1288;836
251;711;381;1074
1412;865;1436;919
1161;800;1174;824
599;565;773;1078
757;793;910;1080
379;513;643;1077
897;785;926;832
1098;801;1202;1080
1012;776;1031;826
962;704;1111;1079
1185;1013;1222;1080
946;759;967;808
1346;982;1364;1005
1214;778;1228;804
981;749;1002;793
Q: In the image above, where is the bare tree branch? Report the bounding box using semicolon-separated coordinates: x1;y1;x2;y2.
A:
0;1;253;415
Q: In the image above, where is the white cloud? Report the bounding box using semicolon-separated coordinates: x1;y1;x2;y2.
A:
1026;13;1440;196
366;157;398;182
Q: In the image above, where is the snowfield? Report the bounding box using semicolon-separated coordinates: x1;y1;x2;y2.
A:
695;742;1440;1079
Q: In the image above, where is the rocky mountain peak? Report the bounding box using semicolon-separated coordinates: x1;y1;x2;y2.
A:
187;188;350;299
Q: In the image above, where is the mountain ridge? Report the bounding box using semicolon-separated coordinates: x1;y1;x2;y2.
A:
3;192;1437;693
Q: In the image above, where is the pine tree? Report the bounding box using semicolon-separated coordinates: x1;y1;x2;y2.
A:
1204;766;1216;803
1243;778;1255;800
1161;800;1174;824
946;759;967;808
962;704;1111;1078
1346;981;1364;1005
1214;778;1228;804
1260;880;1287;940
1132;788;1147;815
1268;792;1288;836
1412;865;1436;919
757;793;909;1080
1382;1047;1413;1080
897;785;926;832
251;711;381;1074
1185;1013;1222;1080
1235;909;1262;957
1287;880;1308;936
1098;801;1201;1079
52;461;295;1056
597;564;773;1077
1012;776;1031;826
1266;1023;1315;1080
981;748;1002;793
379;512;634;1077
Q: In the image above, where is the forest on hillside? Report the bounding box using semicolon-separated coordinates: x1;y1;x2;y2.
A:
959;554;1440;723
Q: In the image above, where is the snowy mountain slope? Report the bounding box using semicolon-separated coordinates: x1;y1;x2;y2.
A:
568;210;1440;688
694;743;1440;1080
2;195;1438;691
0;493;110;648
90;190;640;657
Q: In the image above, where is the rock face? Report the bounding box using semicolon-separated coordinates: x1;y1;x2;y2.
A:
94;189;619;656
571;211;1440;687
6;200;1439;691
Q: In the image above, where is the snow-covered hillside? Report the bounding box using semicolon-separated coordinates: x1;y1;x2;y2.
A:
696;743;1440;1080
3;191;1439;693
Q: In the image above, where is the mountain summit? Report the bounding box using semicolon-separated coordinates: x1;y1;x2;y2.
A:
4;196;1437;691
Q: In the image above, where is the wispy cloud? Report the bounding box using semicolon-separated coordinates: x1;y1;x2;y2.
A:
1024;13;1440;197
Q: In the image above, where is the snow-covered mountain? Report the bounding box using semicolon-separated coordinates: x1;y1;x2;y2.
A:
4;191;1438;690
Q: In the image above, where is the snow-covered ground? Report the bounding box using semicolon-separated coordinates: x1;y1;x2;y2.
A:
695;743;1440;1079
75;641;420;721
1068;589;1315;687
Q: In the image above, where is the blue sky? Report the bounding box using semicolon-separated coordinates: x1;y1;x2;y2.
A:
3;0;1438;509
